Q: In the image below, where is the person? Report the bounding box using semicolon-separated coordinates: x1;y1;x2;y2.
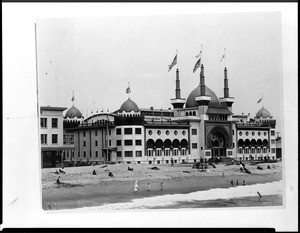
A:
134;180;138;192
171;158;174;166
160;182;163;190
257;191;262;198
236;180;239;186
56;176;61;184
92;170;97;175
222;172;225;177
108;171;114;177
243;180;245;186
147;183;150;191
231;180;234;187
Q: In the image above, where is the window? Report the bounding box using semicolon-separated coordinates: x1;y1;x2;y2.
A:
246;132;249;136
109;129;111;135
173;149;178;156
147;150;153;156
271;130;275;136
95;140;98;146
271;148;276;153
192;143;197;149
251;148;255;153
90;151;92;157
271;139;275;144
41;134;47;144
228;151;233;156
83;141;86;147
63;135;67;144
165;150;170;156
244;148;249;154
156;150;162;156
148;130;153;135
182;131;186;135
124;140;133;146
125;151;133;157
52;134;58;144
205;151;211;157
135;128;142;134
136;151;142;157
174;130;178;135
117;140;122;146
41;118;47;128
258;132;261;136
238;148;243;154
124;128;133;135
83;131;86;137
166;130;170;135
109;140;111;146
117;151;122;157
95;130;98;136
233;143;235;148
70;136;74;144
52;118;58;128
252;132;255;136
232;130;234;135
116;128;121;135
83;151;86;157
157;130;161;135
96;151;98;157
239;132;242;136
135;140;142;146
180;149;186;156
264;132;267;136
192;129;197;135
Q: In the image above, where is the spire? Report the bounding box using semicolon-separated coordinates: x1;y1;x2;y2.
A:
200;64;206;96
224;67;229;98
175;68;181;99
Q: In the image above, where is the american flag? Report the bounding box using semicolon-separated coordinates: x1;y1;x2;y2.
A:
168;54;177;72
193;58;201;73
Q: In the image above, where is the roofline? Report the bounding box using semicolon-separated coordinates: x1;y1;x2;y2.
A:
40;106;68;111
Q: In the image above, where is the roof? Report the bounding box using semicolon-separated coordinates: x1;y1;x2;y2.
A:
40;106;67;111
255;107;272;118
119;98;139;112
186;85;219;108
65;106;82;118
206;104;232;115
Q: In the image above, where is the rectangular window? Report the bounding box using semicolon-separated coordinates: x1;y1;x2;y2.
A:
232;130;234;135
52;134;58;144
41;118;47;128
124;128;133;135
238;148;243;154
95;151;98;157
116;128;121;135
228;151;233;156
271;130;275;136
90;151;92;157
165;150;170;156
52;118;58;128
63;135;66;144
192;143;197;149
124;140;133;146
109;129;111;135
136;151;142;157
135;140;142;146
83;131;86;137
83;151;86;157
125;151;133;157
135;128;142;134
233;143;235;148
156;150;162;156
147;150;153;156
95;130;98;136
205;151;211;157
109;140;111;146
271;139;275;144
70;136;74;144
117;140;122;146
117;151;122;157
173;149;178;156
95;140;98;147
271;148;276;153
192;129;197;135
83;141;86;147
41;134;47;144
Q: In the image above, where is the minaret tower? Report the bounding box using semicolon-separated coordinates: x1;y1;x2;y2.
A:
171;68;186;115
219;67;234;112
195;64;211;106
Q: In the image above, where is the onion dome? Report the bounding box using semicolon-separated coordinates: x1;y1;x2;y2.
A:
185;85;219;108
255;107;272;118
65;106;82;118
119;98;139;112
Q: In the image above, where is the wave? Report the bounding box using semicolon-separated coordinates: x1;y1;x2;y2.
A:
50;180;283;212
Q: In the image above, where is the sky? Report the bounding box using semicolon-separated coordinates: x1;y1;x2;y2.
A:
37;12;283;131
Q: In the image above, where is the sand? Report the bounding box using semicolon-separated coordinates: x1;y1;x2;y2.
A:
42;161;282;210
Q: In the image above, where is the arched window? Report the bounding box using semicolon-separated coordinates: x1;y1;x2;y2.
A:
181;139;188;148
186;112;188;116
173;139;180;148
164;139;172;148
189;111;192;116
146;139;155;148
238;139;244;147
155;139;164;148
193;111;196;116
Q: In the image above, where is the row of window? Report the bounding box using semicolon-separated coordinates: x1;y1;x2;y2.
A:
116;128;142;135
83;140;112;147
63;135;74;144
117;151;142;157
117;139;142;146
83;129;111;137
239;131;267;136
41;134;58;144
237;147;275;154
148;130;189;136
40;118;58;128
146;149;187;156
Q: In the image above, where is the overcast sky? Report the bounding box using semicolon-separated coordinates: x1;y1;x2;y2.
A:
37;12;283;130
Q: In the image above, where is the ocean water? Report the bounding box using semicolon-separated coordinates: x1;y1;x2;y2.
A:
49;180;283;212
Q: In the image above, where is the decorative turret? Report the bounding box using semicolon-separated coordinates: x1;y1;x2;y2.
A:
171;68;186;109
195;64;211;106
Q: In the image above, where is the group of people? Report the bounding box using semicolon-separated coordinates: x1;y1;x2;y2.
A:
231;179;245;186
134;180;163;192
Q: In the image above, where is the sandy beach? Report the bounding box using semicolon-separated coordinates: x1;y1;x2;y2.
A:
42;161;282;210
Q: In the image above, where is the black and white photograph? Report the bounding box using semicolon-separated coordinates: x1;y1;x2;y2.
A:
2;3;298;230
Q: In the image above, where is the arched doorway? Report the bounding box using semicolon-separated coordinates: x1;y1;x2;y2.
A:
207;126;230;158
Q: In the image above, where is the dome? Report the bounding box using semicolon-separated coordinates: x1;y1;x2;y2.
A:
185;85;219;108
65;106;82;118
119;98;139;112
255;107;272;118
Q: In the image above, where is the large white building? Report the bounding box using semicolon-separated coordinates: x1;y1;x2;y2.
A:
59;65;278;165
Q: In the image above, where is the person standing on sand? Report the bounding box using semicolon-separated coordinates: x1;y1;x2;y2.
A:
243;180;245;186
257;191;262;198
147;183;150;191
160;182;163;190
236;180;239;186
231;180;234;187
222;172;225;177
134;180;139;192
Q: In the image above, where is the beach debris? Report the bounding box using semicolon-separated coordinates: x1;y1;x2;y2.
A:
128;167;134;171
150;166;160;170
92;170;97;175
257;165;263;170
267;165;271;169
182;171;190;173
244;167;252;174
54;170;59;175
193;162;200;169
134;180;138;192
231;180;234;187
147;183;150;191
209;162;216;168
59;169;66;173
160;182;163;190
108;172;114;177
257;191;262;198
101;165;107;168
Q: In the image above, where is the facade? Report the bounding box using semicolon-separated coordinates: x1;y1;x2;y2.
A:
61;64;279;165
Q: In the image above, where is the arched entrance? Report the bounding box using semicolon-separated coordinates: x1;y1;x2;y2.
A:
207;126;230;158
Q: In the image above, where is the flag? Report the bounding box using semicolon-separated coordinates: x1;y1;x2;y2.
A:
257;97;262;103
193;58;201;73
71;95;75;102
168;54;177;72
220;53;225;62
195;48;202;58
126;87;131;94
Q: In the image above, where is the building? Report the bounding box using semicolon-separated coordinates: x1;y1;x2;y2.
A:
60;64;279;165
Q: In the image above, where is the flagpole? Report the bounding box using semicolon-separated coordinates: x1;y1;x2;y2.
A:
176;50;178;70
224;48;227;68
262;94;264;108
